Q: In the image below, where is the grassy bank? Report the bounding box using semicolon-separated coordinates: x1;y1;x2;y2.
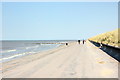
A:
89;28;120;47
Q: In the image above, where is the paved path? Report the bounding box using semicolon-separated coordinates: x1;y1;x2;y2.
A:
3;41;118;78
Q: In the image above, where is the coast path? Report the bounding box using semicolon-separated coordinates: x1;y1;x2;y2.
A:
3;41;118;78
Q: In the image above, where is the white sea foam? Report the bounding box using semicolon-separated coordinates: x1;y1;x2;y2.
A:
1;49;17;53
26;45;39;49
0;51;35;62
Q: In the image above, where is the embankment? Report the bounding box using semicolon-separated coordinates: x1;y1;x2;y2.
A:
89;40;120;62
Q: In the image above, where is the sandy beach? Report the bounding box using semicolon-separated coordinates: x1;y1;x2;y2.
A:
2;41;118;78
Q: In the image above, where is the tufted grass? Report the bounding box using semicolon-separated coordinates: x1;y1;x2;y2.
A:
89;28;120;47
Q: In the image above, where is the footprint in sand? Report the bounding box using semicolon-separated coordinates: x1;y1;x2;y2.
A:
98;61;105;64
70;72;76;75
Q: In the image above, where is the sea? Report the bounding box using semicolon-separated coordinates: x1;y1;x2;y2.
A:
0;40;75;62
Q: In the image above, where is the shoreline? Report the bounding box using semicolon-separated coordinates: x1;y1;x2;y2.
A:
1;44;62;63
2;42;75;73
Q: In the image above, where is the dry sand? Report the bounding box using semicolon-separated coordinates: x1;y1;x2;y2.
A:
2;41;118;78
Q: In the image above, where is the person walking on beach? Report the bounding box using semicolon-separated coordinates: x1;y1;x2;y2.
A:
83;40;85;44
66;43;68;46
78;40;81;44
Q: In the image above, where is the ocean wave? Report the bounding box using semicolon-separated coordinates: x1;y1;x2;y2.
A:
0;51;36;62
1;49;17;53
26;45;39;49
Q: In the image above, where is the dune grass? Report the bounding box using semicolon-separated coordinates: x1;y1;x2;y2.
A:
89;28;120;47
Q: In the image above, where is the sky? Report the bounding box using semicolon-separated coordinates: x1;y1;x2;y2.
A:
0;2;2;40
2;2;118;40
